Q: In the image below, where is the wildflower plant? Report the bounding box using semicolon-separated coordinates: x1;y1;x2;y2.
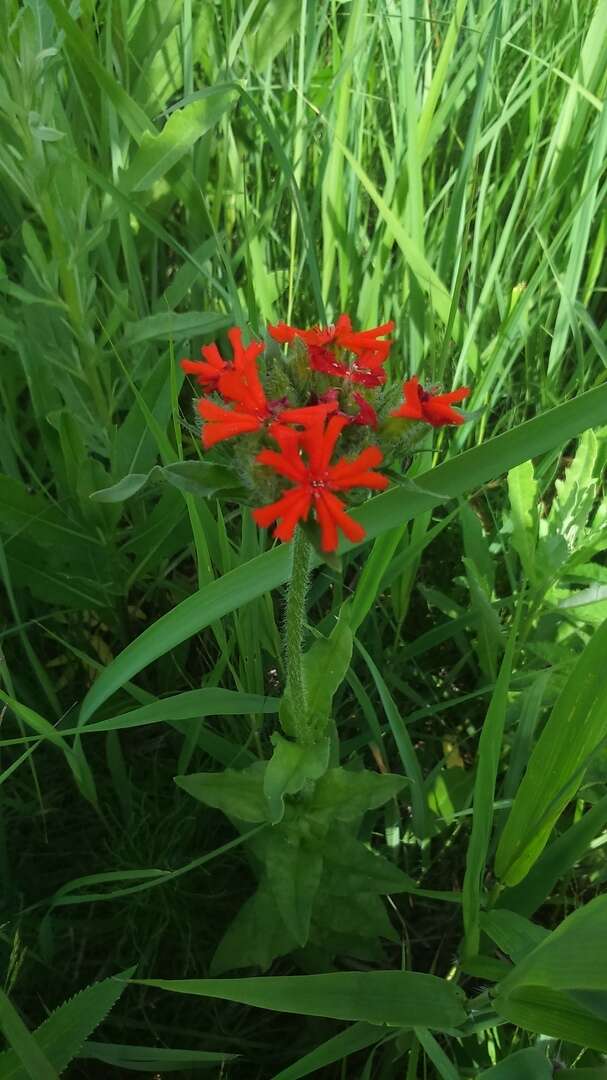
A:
176;318;471;971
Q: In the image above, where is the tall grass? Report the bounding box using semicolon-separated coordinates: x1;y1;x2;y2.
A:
0;0;606;1076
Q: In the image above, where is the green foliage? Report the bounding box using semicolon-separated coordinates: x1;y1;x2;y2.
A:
1;0;606;1074
137;970;468;1030
496;618;607;885
0;970;131;1078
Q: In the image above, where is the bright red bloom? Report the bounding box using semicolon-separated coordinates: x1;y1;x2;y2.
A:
351;392;378;428
307;345;388;387
198;399;266;449
181;328;263;394
391;376;470;427
269;315;394;360
252;414;388;552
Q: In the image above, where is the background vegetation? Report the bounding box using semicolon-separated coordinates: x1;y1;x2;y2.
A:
0;0;606;1075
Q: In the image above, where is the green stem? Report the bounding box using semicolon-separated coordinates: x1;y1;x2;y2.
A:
284;527;311;744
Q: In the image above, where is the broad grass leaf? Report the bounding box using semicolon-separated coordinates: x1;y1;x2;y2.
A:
0;970;132;1079
269;1022;386;1080
477;1047;552;1079
78;385;607;725
497;895;607;996
123;310;229;344
136;971;468;1030
497;793;607;917
495;618;607;885
493;985;607;1052
479;910;549;963
248;0;301;68
79;1041;237;1071
58;689;279;737
174;766;270;822
122;86;238;192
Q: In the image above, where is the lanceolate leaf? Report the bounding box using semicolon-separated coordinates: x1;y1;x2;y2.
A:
135;971;468;1030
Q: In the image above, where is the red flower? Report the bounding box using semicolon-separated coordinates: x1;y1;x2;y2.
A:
391;376;470;427
252;414;388;552
198;399;266;449
351;392;378;428
181;328;263;394
307;345;388;387
269;314;394;354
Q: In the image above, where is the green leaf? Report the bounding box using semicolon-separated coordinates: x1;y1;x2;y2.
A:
89;473;151;503
495;618;607;885
0;970;132;1078
0;988;59;1080
174;766;269;823
57;689;279;737
265;834;323;946
310;768;407;822
263;734;330;824
313;891;398;946
211;885;297;974
0;691;97;806
78;384;607;725
136;971;468;1030
480;910;549;963
91;461;241;503
248;0;301;68
498;793;607;917
462;628;516;957
477;1047;552;1079
122;86;239;192
123;310;229;345
497;895;607;997
269;1022;386;1080
0;474;98;549
79;1041;237;1071
507;460;538;581
280;619;353;741
355;640;426;839
320;828;416;896
493;985;607;1052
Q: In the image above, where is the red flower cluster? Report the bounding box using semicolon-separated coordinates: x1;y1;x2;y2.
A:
181;320;470;552
252;414;388;551
269;315;395;388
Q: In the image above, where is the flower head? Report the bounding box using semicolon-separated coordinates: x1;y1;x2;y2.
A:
252;414;388;552
269;315;394;387
181;328;264;394
391;376;470;427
